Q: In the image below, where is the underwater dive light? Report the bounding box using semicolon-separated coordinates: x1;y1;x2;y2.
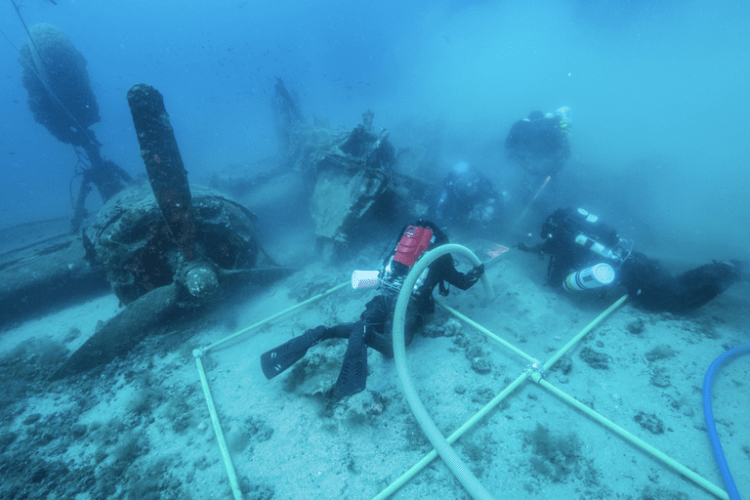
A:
563;263;616;292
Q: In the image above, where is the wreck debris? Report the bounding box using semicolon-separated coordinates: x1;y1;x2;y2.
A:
127;83;197;262
309;110;400;249
19;23;100;148
84;183;261;305
274;77;306;133
18;23;132;232
0;218;109;328
48;183;278;381
273;77;309;169
50;84;287;381
272;78;349;173
215;81;436;255
49;282;181;382
269;82;439;252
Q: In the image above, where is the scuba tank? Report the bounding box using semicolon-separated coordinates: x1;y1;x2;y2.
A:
543;208;626;262
569;209;633;264
574;234;617;260
543;208;619;248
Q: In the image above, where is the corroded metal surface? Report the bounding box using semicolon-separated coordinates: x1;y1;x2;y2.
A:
85;182;260;306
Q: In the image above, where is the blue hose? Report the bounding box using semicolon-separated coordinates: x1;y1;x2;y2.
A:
702;344;750;500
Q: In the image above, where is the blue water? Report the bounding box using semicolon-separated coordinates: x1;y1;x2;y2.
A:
1;0;748;262
1;3;749;499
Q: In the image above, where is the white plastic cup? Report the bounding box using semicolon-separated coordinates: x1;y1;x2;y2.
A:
352;270;380;289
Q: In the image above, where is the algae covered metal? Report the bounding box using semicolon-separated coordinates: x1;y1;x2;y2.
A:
50;84;282;381
83;183;262;306
18;22;132;231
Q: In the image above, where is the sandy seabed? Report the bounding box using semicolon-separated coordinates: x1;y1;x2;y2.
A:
1;235;748;500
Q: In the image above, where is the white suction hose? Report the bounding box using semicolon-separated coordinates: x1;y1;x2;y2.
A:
392;244;495;500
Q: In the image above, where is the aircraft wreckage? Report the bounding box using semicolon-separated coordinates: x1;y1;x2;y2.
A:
46;84;289;381
3;47;463;382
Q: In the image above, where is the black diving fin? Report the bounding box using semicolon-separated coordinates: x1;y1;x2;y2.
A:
331;326;368;399
260;326;326;380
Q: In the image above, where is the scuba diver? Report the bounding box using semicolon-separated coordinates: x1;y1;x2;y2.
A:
434;162;504;232
260;220;485;399
505;108;571;178
517;207;743;314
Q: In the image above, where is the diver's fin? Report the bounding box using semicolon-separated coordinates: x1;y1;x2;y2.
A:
332;327;368;399
260;326;326;380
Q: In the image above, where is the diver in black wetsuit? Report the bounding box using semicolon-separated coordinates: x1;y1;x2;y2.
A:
260;220;484;399
517;207;743;314
434;162;504;232
505;109;571;177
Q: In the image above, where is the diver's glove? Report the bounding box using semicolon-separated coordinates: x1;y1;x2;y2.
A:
466;263;485;286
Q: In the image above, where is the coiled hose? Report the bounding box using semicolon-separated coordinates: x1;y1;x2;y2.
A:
702;344;750;500
393;244;494;500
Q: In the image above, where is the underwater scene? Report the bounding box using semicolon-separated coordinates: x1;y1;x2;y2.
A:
0;0;748;499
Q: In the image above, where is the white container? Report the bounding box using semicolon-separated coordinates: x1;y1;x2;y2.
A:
563;263;616;292
351;270;380;289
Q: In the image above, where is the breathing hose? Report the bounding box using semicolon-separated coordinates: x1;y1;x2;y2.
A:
703;345;750;500
393;244;494;500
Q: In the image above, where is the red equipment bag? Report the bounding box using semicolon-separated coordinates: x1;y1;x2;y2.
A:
393;225;434;268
